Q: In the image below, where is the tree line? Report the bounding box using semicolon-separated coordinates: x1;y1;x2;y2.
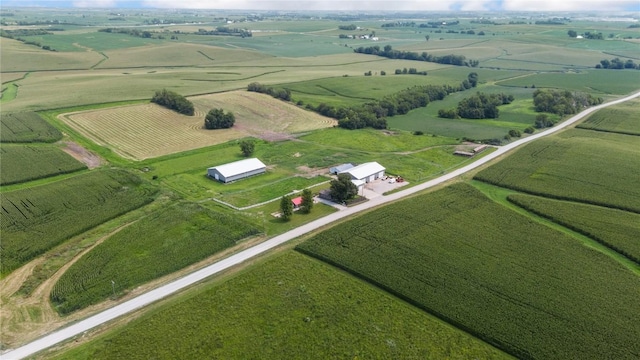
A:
248;73;478;130
353;45;479;67
596;57;639;70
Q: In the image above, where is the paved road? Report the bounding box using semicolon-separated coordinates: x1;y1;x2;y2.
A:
3;90;639;360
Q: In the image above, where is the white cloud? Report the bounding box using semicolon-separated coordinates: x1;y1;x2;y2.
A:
502;0;639;11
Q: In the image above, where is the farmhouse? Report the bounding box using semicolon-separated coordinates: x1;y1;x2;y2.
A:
340;162;385;183
207;158;266;183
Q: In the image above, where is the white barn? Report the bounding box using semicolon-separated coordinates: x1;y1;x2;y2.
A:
207;158;266;183
340;162;385;183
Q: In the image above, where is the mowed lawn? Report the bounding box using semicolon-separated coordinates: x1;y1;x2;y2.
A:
60;91;336;160
52;251;510;360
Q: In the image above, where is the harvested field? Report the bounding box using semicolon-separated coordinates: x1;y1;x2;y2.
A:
61;91;335;160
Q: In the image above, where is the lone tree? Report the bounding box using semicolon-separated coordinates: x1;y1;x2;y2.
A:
204;108;235;129
239;139;255;157
280;195;293;221
300;188;314;214
330;173;358;203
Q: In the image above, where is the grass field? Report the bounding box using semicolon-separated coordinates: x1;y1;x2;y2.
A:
0;169;157;276
0;145;86;185
0;112;62;143
577;97;640;135
50;202;260;315
495;69;640;96
52;251;510;360
297;183;640;360
60;91;335;160
474;129;640;213
508;194;640;264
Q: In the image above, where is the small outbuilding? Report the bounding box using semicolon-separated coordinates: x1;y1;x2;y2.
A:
330;163;354;175
291;196;303;209
207;158;266;183
340;162;385;183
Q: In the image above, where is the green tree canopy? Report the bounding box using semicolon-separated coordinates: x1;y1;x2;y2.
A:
280;195;293;221
239;140;255;157
301;189;314;214
330;174;358;203
204;108;235;129
151;89;194;116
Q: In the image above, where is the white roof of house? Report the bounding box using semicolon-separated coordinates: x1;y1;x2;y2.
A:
209;158;266;178
351;179;365;187
341;162;385;180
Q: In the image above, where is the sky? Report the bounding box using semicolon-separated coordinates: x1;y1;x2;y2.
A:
3;0;640;12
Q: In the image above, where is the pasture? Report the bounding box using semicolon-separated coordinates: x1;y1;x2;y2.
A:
52;251;509;360
60;91;335;160
0;112;62;143
508;194;640;264
297;183;640;360
0;145;86;185
577;97;640;135
474;129;640;213
0;169;157;275
50;202;260;315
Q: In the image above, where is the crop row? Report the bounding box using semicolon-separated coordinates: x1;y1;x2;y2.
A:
50;202;260;315
507;194;640;264
54;251;509;359
0;145;86;185
0;112;62;143
576;99;640;136
1;169;157;275
296;183;640;360
473;129;640;213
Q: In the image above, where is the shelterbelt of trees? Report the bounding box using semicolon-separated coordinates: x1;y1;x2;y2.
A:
248;72;479;130
353;45;479;67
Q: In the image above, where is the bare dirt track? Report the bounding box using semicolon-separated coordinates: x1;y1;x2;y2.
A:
60;141;102;169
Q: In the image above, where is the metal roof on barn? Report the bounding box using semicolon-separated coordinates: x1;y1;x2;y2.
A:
208;158;266;178
341;162;385;180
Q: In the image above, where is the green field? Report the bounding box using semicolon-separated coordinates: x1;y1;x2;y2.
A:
217;176;328;208
0;169;157;275
50;202;259;315
0;112;62;143
474;129;640;212
0;145;86;185
297;183;640;360
53;251;510;360
495;70;640;96
508;194;640;264
577;98;640;135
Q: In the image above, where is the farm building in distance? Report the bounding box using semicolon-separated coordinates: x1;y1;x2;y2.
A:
340;162;385;183
207;158;266;183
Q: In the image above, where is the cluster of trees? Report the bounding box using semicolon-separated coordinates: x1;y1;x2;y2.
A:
195;27;252;37
279;189;313;221
533;89;602;116
151;89;194;115
247;82;291;101
440;91;513;119
329;174;358;203
338;24;357;30
204;108;235;129
395;68;427;75
568;30;603;39
381;21;460;28
354;45;478;67
596;58;639;70
533;114;557;129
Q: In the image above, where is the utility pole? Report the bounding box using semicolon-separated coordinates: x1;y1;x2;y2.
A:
111;280;116;299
